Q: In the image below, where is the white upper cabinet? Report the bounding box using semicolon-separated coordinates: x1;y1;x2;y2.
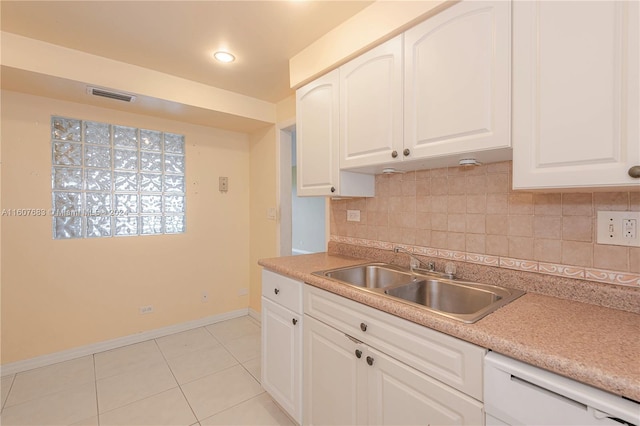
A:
296;69;375;197
296;70;340;197
340;35;404;169
299;1;512;179
512;0;640;190
404;1;512;163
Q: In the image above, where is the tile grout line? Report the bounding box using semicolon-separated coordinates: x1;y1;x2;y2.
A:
1;358;97;413
93;354;101;426
96;349;179;422
152;333;200;424
197;390;268;425
95;339;189;419
190;321;264;422
1;316;267;425
1;374;16;413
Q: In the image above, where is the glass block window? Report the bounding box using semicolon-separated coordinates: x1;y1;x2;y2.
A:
51;116;186;239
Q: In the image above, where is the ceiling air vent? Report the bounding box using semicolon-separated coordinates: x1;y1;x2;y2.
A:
86;87;136;103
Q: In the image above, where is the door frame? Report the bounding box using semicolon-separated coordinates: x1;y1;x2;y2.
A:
276;119;330;256
277;119;295;257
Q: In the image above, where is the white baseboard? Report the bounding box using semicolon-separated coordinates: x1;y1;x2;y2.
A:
0;308;250;377
248;308;261;323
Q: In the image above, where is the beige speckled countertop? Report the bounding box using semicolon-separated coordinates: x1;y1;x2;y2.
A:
258;252;640;402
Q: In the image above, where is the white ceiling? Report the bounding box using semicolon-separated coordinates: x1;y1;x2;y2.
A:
1;0;372;129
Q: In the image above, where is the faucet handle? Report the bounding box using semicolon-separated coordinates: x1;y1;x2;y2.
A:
444;262;457;278
409;258;420;270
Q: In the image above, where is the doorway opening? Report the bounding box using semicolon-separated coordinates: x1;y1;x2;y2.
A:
278;123;326;256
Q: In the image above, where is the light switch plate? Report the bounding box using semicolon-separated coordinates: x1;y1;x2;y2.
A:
596;211;640;247
347;210;361;222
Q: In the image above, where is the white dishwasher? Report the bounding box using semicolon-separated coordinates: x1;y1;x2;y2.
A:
484;352;639;426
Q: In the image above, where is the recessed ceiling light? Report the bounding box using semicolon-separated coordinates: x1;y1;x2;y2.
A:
213;51;235;63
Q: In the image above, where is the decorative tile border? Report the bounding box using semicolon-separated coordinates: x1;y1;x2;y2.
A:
330;235;640;287
466;253;500;266
499;257;539;272
585;269;640;286
539;263;585;279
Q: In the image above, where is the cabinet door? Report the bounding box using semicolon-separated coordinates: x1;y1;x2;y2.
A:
367;347;484;425
404;1;511;161
340;35;404;169
261;297;302;424
304;315;367;426
305;284;485;400
512;1;640;189
296;69;340;196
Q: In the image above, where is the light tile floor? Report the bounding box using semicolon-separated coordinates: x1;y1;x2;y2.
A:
0;316;294;426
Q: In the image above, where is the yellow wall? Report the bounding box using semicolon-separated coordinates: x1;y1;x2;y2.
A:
247;95;296;313
1;90;252;364
248;126;277;314
276;95;296;123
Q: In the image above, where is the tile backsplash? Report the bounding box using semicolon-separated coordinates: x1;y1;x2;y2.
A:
330;162;640;286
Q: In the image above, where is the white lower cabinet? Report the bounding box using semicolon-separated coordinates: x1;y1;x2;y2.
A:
304;315;364;425
368;346;483;426
261;270;303;424
304;286;485;426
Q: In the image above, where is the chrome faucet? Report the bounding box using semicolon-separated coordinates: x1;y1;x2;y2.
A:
393;246;435;273
393;246;456;279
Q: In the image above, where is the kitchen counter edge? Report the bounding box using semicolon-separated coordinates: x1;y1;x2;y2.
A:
258;253;640;402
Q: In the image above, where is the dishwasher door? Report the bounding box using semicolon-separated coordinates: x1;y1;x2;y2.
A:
484;352;639;426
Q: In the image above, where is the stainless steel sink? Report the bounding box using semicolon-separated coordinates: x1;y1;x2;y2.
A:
320;263;416;289
384;279;521;322
313;263;524;323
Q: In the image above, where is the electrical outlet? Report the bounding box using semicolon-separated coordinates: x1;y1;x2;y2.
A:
596;211;640;247
623;219;637;239
347;210;361;222
219;176;228;192
201;291;209;303
238;288;248;296
139;305;154;314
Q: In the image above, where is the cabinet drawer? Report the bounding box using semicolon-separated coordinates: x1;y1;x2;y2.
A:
304;285;486;400
262;269;303;314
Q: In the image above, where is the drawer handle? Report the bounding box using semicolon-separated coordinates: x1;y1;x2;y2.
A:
366;356;374;366
274;288;279;295
629;165;640;178
355;349;362;359
292;318;298;325
360;322;367;332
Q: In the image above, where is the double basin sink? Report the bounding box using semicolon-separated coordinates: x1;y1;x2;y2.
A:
313;262;524;323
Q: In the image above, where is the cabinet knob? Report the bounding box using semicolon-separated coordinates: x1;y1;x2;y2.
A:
629;166;640;178
274;288;279;295
391;150;398;158
292;318;298;325
360;322;367;332
330;186;336;193
355;349;362;359
366;356;374;366
403;148;410;157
